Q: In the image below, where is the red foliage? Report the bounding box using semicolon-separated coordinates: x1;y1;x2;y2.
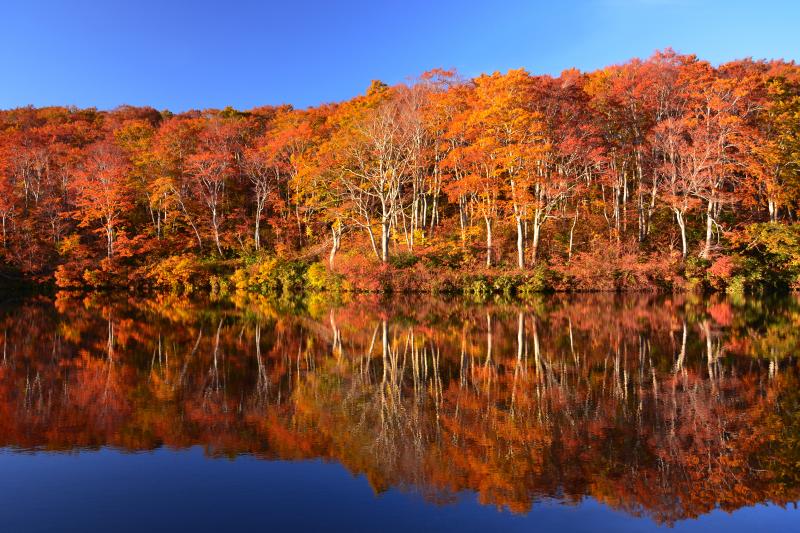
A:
0;52;797;291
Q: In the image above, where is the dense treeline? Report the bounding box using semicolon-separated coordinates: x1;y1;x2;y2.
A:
1;50;799;293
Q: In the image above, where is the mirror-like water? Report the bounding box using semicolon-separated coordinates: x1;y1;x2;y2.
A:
0;293;798;532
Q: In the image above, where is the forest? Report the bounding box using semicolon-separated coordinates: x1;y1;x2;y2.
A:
1;49;799;295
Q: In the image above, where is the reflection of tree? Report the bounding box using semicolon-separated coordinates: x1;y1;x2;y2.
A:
0;293;798;524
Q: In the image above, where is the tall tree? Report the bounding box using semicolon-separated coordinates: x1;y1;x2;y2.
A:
72;141;132;259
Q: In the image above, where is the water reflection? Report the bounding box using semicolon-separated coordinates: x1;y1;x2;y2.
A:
0;292;798;525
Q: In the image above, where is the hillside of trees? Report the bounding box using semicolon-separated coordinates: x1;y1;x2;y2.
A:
1;50;799;294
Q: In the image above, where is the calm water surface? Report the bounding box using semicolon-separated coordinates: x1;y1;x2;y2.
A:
0;292;798;532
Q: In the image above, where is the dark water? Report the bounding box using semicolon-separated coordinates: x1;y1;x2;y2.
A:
0;292;798;532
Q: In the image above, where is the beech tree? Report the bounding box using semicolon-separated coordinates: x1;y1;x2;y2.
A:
687;70;757;258
72;141;131;259
185;120;241;256
242;136;283;251
468;70;549;268
335;84;412;262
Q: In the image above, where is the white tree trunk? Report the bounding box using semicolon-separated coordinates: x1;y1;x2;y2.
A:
768;199;777;222
568;209;579;262
329;224;341;268
701;200;714;259
485;217;492;267
674;208;688;259
381;219;390;262
516;216;524;269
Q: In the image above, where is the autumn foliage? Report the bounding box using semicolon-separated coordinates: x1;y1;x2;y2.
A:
1;51;799;293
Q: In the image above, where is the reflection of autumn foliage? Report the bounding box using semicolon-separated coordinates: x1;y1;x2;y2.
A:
0;293;798;524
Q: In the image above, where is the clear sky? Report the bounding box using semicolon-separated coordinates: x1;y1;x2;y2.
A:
1;0;797;112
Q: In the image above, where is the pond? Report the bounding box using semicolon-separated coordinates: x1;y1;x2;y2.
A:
0;292;798;532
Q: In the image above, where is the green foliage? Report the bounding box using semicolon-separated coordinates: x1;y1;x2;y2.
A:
307;262;347;292
459;268;555;299
730;223;800;291
518;265;553;296
462;276;491;298
232;257;310;294
684;256;711;288
725;275;747;298
421;248;464;270
388;252;419;269
209;275;230;298
492;274;521;296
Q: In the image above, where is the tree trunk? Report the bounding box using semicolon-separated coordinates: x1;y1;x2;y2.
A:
674;208;688;259
329;224;341;268
531;217;541;265
422;194;427;228
381;219;390;262
190;219;203;252
295;202;303;247
365;224;381;261
516;216;524;269
178;202;204;251
701;200;714;259
429;194;439;232
458;197;466;246
637;190;646;242
568;209;579;262
213;223;223;256
106;225;114;259
254;199;263;251
485;216;492;267
768;199;777;222
648;179;658;236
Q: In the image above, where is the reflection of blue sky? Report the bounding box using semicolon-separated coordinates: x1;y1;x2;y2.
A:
0;446;796;532
1;1;797;112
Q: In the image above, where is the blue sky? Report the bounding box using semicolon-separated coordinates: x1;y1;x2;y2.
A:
1;0;797;111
